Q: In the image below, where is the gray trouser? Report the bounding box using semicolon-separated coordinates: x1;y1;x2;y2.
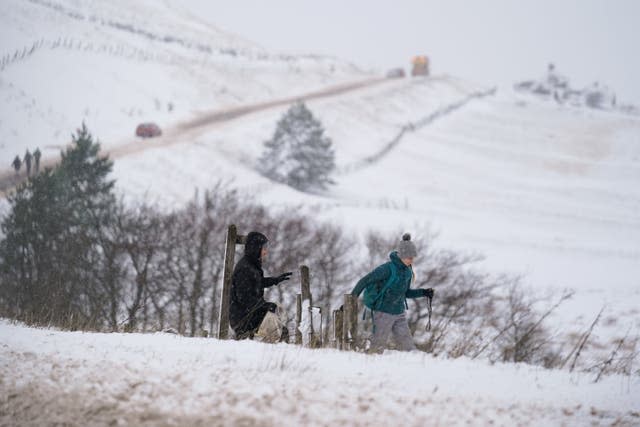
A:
369;311;416;352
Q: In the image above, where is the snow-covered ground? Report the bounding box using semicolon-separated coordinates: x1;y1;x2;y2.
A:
1;320;638;426
1;0;640;424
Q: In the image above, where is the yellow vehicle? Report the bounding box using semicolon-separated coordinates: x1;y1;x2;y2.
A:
411;56;430;76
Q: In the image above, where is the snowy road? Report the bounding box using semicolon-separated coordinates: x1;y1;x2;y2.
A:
1;321;638;427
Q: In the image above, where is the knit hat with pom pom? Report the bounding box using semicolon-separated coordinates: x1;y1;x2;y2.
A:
397;233;417;259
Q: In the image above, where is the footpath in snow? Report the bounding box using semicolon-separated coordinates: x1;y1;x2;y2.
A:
1;320;638;426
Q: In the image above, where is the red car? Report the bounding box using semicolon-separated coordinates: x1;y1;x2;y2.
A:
135;122;162;138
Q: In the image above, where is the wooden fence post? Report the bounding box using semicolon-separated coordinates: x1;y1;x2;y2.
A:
300;265;312;305
295;294;302;345
342;294;358;350
299;265;317;346
333;308;344;350
315;307;324;348
217;225;246;339
315;308;323;348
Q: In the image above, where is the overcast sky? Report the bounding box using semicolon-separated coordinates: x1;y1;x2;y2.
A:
183;1;640;105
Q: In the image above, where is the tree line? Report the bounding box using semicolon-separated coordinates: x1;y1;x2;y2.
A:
0;123;345;337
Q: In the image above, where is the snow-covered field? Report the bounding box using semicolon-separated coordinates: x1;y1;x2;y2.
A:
1;320;638;426
1;0;640;425
0;0;368;166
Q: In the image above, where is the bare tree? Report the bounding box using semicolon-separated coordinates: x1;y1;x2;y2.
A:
88;201;130;331
493;285;572;365
307;223;356;341
119;204;163;332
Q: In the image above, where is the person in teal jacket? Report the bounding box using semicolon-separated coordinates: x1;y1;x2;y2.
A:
351;233;433;353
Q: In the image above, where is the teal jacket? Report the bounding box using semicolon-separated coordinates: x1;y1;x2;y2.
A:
351;251;427;315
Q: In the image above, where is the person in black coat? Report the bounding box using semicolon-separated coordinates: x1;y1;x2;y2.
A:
229;231;292;339
23;150;32;176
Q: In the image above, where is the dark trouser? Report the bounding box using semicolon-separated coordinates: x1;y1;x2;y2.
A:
232;305;270;339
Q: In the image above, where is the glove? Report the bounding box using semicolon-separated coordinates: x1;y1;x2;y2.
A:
265;302;277;313
424;288;434;299
275;272;293;285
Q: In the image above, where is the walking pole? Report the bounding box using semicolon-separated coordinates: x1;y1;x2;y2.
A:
426;296;433;331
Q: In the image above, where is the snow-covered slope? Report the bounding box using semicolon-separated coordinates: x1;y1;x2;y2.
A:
0;0;368;166
2;320;637;426
110;73;640;341
1;0;639;424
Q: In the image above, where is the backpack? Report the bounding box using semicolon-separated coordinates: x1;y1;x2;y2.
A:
362;262;398;311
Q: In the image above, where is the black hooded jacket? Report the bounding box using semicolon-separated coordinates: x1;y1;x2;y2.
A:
229;232;280;330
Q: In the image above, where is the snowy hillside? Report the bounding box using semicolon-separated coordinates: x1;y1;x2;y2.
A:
2;320;638;426
0;0;369;166
110;74;640;347
1;0;640;424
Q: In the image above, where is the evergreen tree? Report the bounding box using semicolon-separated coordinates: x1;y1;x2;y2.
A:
0;124;117;328
259;102;336;192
